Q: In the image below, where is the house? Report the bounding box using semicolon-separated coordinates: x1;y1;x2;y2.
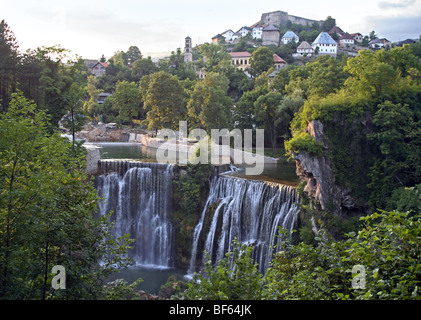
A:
312;32;337;56
252;24;265;39
281;31;299;45
221;29;234;42
90;61;108;77
328;26;345;37
262;24;280;46
212;34;225;44
238;26;252;37
350;32;363;42
395;39;416;47
232;32;241;42
369;38;391;49
294;41;313;57
273;54;287;69
98;93;112;104
229;52;252;70
339;33;355;47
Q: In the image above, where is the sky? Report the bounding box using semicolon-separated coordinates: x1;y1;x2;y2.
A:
1;0;420;59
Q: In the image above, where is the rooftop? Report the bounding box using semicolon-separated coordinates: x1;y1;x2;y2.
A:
312;32;337;45
282;31;299;39
297;41;312;49
263;24;279;32
273;54;287;64
229;51;252;58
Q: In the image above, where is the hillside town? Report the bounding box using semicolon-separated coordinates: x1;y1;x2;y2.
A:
85;10;419;82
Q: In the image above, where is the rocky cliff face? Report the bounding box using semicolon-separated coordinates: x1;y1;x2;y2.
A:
292;120;363;217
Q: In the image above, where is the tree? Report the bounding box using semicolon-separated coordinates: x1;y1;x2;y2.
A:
186;72;232;132
180;239;265;300
61;82;87;150
199;43;231;72
0;92;134;299
112;80;142;127
250;46;274;77
254;91;283;149
84;74;101;122
322;16;336;32
125;45;142;65
131;57;157;81
0;20;20;112
265;210;421;300
143;71;186;132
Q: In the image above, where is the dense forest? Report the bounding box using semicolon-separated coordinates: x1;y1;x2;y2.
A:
1;18;420;300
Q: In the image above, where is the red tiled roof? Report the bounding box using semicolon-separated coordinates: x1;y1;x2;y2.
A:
273;54;286;63
229;52;252;58
340;33;354;40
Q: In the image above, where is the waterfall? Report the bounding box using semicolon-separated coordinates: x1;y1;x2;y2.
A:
188;175;300;274
95;160;174;268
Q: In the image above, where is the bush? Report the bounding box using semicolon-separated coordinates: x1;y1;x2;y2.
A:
284;131;323;159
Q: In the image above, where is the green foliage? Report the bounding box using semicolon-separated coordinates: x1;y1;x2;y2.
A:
265;210;421;300
250;46;274;77
284;131;323;158
180;239;265;300
0;92;134;299
186;72;232;132
142;71;186;131
387;184;421;214
112;80;142;126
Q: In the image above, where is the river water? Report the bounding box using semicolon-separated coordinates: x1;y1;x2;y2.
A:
89;142;299;295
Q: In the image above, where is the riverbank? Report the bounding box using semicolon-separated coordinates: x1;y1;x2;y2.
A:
79;124;280;168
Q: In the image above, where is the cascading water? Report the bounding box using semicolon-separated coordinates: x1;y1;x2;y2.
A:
95;160;174;268
188;175;300;274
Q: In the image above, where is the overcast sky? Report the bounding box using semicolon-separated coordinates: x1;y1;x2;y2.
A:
1;0;420;59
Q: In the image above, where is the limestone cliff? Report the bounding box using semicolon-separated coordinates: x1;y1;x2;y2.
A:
292;120;366;217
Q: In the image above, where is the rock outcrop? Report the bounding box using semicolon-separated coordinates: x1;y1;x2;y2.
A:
293;120;361;217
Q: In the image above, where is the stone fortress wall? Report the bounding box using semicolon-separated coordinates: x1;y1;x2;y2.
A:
261;10;324;27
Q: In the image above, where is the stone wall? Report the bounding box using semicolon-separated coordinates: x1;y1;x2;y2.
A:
261;10;323;28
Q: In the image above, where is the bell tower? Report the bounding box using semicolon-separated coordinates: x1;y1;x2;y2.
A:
184;36;193;63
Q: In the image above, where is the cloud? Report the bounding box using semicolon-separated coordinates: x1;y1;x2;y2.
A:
378;0;417;9
366;13;421;41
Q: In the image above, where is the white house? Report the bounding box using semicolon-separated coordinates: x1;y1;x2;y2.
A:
90;61;108;77
252;24;264;39
350;33;363;43
221;29;234;42
238;26;252;37
339;33;355;47
294;41;313;57
312;32;337;56
369;38;392;49
281;31;299;45
232;32;241;41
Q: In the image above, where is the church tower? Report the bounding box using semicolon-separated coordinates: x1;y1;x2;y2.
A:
184;36;193;63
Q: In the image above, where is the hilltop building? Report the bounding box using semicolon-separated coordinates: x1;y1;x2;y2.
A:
273;54;287;69
221;29;234;41
312;32;337;56
262;24;280;46
293;41;314;57
229;52;252;70
260;10;323;28
281;31;299;44
238;26;252;37
184;36;193;63
251;24;265;39
350;33;363;42
339;33;355;47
